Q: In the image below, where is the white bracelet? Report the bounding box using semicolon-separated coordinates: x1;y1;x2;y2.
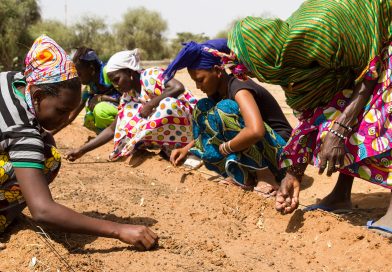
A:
227;140;234;153
221;142;229;155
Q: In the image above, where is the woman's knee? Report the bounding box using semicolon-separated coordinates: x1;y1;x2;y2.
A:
93;102;118;119
216;99;240;115
194;98;216;114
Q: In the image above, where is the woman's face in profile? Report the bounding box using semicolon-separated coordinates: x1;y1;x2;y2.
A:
107;69;134;93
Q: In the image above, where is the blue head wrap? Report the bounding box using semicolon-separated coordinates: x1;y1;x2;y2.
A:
79;50;100;62
163;38;230;81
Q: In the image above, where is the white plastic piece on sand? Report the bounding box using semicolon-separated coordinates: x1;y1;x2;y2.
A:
183;155;203;169
327;240;332;248
29;257;37;268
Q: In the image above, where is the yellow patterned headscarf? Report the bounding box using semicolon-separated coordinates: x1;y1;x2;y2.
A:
24;35;77;86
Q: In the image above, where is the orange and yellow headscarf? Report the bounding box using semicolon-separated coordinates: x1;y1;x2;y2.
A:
24;35;77;86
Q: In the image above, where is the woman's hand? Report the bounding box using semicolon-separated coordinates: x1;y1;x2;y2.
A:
140;101;156;118
318;78;376;176
65;148;85;161
117;224;158;250
275;173;301;214
170;148;188;166
318;127;346;176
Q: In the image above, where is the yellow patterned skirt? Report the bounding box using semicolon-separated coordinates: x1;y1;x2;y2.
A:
0;145;61;233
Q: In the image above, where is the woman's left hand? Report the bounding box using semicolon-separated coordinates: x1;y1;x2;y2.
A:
318;128;346;176
140;101;155;118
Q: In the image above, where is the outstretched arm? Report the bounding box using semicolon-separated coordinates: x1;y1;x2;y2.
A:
16;167;158;250
65;116;117;161
276;78;377;215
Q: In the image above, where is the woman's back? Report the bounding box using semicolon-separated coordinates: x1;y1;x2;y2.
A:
228;0;392;110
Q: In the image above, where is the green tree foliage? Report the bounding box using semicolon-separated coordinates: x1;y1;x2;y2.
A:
214;19;240;40
169;32;210;57
215;13;274;39
215;30;229;39
28;20;76;51
2;2;233;66
115;7;168;60
72;16;121;61
0;0;40;70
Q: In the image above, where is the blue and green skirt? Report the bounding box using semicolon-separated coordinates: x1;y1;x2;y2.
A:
190;98;287;186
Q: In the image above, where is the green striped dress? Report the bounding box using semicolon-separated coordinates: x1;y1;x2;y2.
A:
228;0;392;111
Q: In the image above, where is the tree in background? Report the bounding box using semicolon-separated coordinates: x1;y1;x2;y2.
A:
214;19;240;40
28;15;121;62
115;7;169;60
0;0;40;70
214;12;274;39
28;20;76;51
72;16;121;61
2;2;251;65
169;32;210;58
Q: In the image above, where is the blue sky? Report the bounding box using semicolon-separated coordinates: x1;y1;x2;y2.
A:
38;0;305;38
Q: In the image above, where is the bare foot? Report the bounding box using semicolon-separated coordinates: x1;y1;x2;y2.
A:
254;169;279;198
218;177;253;191
312;192;353;211
308;173;354;211
254;181;278;198
218;176;237;186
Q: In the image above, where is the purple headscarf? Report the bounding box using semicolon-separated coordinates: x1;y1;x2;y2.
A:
163;39;230;81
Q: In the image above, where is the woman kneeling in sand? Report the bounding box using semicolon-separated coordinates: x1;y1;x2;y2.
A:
167;39;292;197
66;49;197;162
0;35;157;250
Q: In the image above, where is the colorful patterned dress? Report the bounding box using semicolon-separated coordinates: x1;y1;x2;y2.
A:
228;0;392;188
0;143;61;233
281;43;392;188
110;67;197;160
190;98;287;186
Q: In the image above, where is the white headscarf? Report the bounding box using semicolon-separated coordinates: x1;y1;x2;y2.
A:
105;49;142;73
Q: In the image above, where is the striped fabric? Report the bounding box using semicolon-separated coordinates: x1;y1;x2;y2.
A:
228;0;392;111
0;72;44;169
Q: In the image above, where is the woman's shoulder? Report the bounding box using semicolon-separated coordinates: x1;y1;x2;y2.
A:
0;71;37;130
140;67;166;89
0;71;24;83
228;76;261;94
140;67;165;78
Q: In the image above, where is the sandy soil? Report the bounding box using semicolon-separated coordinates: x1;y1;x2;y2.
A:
0;70;391;272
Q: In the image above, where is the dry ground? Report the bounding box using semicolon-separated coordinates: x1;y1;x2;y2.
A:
0;70;391;272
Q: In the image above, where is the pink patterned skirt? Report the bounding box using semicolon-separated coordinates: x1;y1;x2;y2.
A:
281;43;392;189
